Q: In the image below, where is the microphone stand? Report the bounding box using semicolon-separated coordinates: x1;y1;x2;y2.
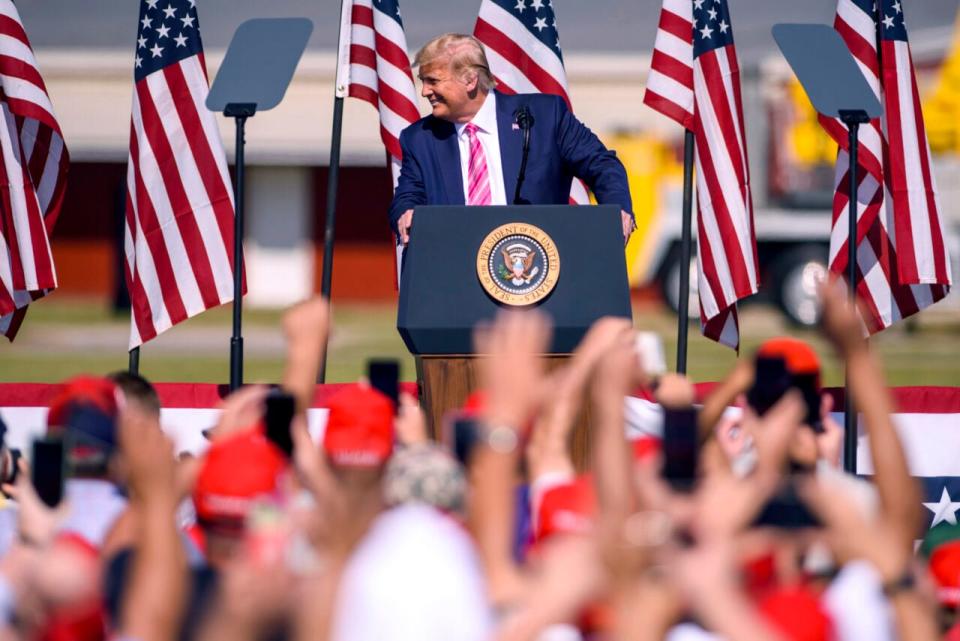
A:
513;106;533;205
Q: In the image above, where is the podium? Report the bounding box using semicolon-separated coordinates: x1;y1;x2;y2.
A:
398;204;632;462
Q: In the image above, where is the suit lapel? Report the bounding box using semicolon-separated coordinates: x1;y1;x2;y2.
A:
431;119;464;205
497;92;521;205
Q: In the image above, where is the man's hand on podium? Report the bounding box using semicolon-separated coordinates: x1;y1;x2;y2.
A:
398;209;414;245
622;210;636;245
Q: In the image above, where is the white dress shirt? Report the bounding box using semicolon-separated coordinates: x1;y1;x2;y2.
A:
454;92;507;206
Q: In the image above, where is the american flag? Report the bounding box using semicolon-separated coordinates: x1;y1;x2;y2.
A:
820;0;951;333
644;0;758;350
0;0;69;340
474;0;590;205
335;0;420;183
125;0;239;348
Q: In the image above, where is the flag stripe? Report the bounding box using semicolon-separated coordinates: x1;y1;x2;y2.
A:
126;127;189;327
474;18;570;105
339;0;419;193
135;78;221;311
474;0;589;205
820;0;951;336
647;0;758;350
0;0;67;338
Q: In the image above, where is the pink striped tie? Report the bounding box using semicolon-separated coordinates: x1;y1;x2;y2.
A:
465;123;492;206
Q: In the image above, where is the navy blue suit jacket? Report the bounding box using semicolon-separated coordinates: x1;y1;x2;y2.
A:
388;91;633;232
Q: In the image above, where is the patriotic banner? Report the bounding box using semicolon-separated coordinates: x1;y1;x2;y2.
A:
0;0;69;340
819;0;952;333
644;0;759;350
474;0;590;205
124;0;240;348
334;0;420;184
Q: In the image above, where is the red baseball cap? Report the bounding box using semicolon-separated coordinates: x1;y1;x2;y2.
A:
322;385;394;467
535;475;596;542
921;522;960;606
47;376;120;462
193;428;287;532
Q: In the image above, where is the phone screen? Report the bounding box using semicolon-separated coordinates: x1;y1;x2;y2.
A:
367;359;400;411
748;356;823;432
32;437;65;508
451;417;481;467
661;407;698;491
264;391;296;458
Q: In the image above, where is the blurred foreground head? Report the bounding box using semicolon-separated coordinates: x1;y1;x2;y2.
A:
47;376;120;478
384;444;467;516
107;370;161;419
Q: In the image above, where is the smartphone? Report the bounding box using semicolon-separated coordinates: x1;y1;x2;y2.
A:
264;390;296;458
747;356;822;433
450;417;482;467
367;359;400;411
753;481;821;529
32;437;65;508
661;407;698;491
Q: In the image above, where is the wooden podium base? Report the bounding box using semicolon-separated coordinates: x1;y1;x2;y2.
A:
415;355;592;469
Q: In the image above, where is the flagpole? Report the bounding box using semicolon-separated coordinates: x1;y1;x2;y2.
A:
675;129;695;375
839;109;869;474
318;0;351;384
128;347;140;375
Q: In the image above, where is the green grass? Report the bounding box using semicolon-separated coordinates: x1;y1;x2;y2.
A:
1;298;958;387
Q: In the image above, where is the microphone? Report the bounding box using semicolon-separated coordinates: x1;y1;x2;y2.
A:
513;106;534;205
516;106;535;131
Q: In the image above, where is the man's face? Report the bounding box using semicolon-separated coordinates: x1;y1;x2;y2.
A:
418;59;476;123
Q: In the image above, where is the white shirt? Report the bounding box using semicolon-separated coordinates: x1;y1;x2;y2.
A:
331;505;492;641
455;92;507;206
59;479;128;548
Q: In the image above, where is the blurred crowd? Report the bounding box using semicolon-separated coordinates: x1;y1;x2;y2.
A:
0;281;956;641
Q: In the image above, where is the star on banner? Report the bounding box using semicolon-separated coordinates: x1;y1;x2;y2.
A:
534;16;548;31
162;5;176;19
180;14;195;28
515;0;526;12
924;488;960;528
882;14;895;29
699;24;714;39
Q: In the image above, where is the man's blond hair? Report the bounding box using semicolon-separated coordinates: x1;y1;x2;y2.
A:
414;33;496;92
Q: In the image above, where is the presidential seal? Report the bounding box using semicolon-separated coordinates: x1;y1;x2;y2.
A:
476;223;560;306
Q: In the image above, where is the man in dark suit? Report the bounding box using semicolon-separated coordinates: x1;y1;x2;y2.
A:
389;33;634;245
